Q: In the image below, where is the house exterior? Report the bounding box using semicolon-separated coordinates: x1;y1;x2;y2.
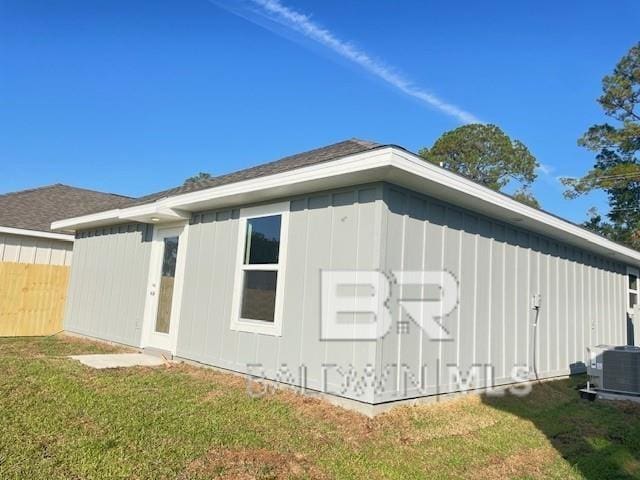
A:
53;140;640;405
0;184;133;266
0;184;133;336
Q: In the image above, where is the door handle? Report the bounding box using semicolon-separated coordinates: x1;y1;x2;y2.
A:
150;291;156;296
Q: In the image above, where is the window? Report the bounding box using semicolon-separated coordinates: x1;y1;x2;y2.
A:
628;267;640;311
230;202;289;335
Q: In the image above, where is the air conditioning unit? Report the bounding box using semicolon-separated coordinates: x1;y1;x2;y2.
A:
587;345;640;395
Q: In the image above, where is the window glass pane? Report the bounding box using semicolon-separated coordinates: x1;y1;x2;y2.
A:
155;236;179;334
629;274;638;291
241;270;277;322
630;293;638;309
244;215;281;264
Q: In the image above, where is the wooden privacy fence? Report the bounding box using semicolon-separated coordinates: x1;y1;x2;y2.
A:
0;262;69;336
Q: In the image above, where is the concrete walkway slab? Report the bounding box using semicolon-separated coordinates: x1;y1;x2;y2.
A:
69;353;167;369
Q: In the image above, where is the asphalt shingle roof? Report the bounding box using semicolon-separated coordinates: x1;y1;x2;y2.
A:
0;184;134;233
0;139;383;231
131;138;383;206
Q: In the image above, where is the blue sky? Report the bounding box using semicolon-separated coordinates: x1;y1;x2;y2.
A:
1;0;638;223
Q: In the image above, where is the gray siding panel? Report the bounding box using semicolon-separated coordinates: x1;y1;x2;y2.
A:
476;219;492;385
174;185;384;403
377;183;628;402
63;224;152;346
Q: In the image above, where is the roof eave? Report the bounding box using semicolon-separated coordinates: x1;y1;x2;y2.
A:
51;146;640;267
0;225;75;242
51;147;395;232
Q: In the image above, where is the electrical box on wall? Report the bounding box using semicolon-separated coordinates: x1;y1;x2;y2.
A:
531;293;541;310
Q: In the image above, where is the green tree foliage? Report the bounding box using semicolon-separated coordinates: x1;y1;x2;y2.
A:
419;124;540;207
561;42;640;249
184;172;213;184
511;189;540;209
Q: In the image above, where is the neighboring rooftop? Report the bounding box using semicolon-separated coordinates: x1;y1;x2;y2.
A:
0;184;134;233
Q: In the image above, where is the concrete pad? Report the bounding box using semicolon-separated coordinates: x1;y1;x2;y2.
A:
69;353;167;369
595;390;640;404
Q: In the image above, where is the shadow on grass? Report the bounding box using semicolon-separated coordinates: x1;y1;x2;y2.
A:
482;375;640;479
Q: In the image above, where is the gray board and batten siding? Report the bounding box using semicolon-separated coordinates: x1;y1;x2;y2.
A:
63;181;629;404
375;183;627;403
63;224;153;347
175;184;383;403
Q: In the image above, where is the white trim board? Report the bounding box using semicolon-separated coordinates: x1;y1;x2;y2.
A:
140;222;189;354
0;225;74;242
50;146;640;267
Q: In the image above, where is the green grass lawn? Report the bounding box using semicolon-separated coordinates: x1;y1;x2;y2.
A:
1;335;639;479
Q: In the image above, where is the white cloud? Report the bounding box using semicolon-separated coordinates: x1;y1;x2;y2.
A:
535;162;565;192
215;0;481;124
537;163;554;176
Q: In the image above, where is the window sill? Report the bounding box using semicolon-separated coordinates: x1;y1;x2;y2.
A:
230;318;283;336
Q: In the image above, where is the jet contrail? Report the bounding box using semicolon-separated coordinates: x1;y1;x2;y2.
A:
212;0;482;124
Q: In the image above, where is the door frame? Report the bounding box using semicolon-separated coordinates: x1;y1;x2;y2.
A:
140;222;189;354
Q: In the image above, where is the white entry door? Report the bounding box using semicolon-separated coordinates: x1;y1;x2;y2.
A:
142;225;188;353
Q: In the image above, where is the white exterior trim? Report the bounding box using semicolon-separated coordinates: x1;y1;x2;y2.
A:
0;225;74;242
50;146;640;267
230;201;290;336
51;208;122;232
140;222;189;354
628;266;639;314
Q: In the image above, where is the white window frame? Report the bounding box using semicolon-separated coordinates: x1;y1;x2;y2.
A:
628;266;640;313
230;201;290;336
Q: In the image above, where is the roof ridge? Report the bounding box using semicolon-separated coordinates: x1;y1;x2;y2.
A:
349;137;381;147
53;184;134;200
0;183;133;200
179;138;382;188
54;138;387;214
0;183;65;198
213;138;382;179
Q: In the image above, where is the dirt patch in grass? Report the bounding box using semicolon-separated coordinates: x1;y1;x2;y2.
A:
183;363;378;446
180;447;329;480
178;365;502;449
611;400;640;416
0;334;129;359
377;395;501;444
467;446;558;479
280;390;371;427
178;363;248;390
623;457;640;476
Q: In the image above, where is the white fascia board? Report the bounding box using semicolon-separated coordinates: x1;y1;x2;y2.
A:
51;208;122;232
117;204;190;223
389;148;640;266
51;205;190;232
0;225;75;242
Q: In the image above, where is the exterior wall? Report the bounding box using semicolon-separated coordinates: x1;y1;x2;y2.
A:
375;183;628;403
63;223;153;346
57;181;632;405
0;232;72;266
175;185;383;402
